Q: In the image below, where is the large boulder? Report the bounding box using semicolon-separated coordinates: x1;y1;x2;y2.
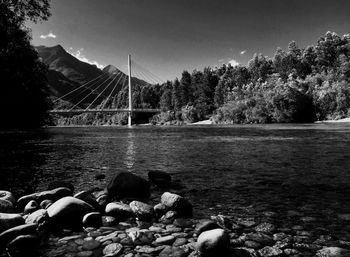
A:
107;171;150;199
196;228;230;256
105;202;133;220
0;199;14;213
0;190;15;205
17;187;72;210
148;170;172;188
129;201;154;220
7;234;41;257
0;223;38;249
47;196;94;230
0;213;24;233
160;192;192;218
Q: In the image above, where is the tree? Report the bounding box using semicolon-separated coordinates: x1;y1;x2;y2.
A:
0;0;51;128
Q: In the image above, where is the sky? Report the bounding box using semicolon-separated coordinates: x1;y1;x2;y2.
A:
29;0;350;81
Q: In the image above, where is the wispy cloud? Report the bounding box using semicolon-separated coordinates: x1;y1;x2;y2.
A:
228;59;239;67
68;48;105;69
240;50;247;55
40;32;56;39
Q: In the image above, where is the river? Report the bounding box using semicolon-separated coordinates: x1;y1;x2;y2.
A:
1;124;350;239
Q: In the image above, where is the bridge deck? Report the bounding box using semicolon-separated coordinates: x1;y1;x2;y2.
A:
49;108;161;114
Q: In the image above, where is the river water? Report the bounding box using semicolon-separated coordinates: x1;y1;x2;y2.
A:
1;124;350;238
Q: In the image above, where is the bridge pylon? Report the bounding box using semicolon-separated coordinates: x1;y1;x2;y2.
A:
128;54;132;127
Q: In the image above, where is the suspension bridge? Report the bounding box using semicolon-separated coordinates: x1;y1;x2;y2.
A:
49;55;163;126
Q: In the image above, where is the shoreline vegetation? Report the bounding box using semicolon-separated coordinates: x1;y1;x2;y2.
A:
1;171;349;257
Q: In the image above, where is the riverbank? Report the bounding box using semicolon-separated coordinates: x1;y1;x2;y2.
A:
1;171;350;257
315;117;350;123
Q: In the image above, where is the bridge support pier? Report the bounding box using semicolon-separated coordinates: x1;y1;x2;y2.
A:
128;54;132;127
128;112;132;127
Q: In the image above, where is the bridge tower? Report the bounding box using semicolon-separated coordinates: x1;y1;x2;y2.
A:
128;54;132;127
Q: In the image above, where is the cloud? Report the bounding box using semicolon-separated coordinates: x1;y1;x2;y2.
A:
228;59;239;67
240;50;247;55
68;48;105;69
40;32;56;39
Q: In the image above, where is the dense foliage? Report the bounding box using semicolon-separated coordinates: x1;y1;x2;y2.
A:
121;32;350;124
0;0;51;128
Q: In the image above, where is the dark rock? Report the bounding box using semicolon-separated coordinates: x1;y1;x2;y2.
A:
25;209;48;224
0;223;38;249
24;200;39;214
17;187;72;210
258;246;283;257
0;199;14;213
40;199;53;209
196;228;230;256
241;232;274;245
105;202;133;220
74;191;101;211
154;203;168;217
47;181;75;192
0;190;15;205
129;201;154;220
148;170;172;188
159;246;187;257
107;171;150;199
231;247;258;257
7;234;41;257
0;213;24;233
47;196;94;230
102;216;118;227
195;220;220;236
82;212;102;228
173;218;193;228
161;192;192;218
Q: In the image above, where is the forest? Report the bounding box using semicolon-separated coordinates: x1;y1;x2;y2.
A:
110;32;350;125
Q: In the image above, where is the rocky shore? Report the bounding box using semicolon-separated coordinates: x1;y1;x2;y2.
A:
0;171;349;257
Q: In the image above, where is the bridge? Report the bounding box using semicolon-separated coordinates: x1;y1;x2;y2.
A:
49;55;162;126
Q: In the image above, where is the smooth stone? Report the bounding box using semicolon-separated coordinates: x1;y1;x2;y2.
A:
17;187;72;210
76;251;93;257
154;235;176;245
173;218;193;228
0;190;15;205
102;242;123;256
0;223;38;249
154;203;168;217
7;234;41;256
135;245;165;254
102;216;118;226
105;202;133;220
241;232;274;245
107;171;150;199
196;228;229;256
129;201;154;220
24;200;39;214
173;238;187;246
161;192;192;218
195;220;220;235
47;196;94;230
231;247;258;257
0;213;24;233
25;209;48;224
158;246;187;257
40;199;53;209
0;199;14;213
82;212;102;228
258;246;283;257
74;191;101;211
82;239;101;250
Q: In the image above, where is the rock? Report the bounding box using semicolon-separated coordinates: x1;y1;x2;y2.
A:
255;222;275;234
0;213;24;233
94;191;108;208
244;240;261;249
0;223;38;249
74;191;101;211
196;228;229;256
82;239;101;250
47;196;94;230
161;192;192;218
102;242;123;256
24;200;39;214
160;211;178;224
258;246;283;257
17;187;72;210
102;216;118;227
337;214;350;221
76;251;93;257
154;203;168;217
7;234;41;257
242;232;274;245
159;246;187;257
48;181;75;192
173;218;193;228
107;171;150;199
82;212;102;228
0;190;15;205
25;209;48;224
231;247;258;257
129;201;154;220
154;235;176;245
195;220;220;235
173;237;187;246
40;199;53;209
135;245;165;254
105;202;133;220
316;247;350;257
148;170;172;188
0;199;14;213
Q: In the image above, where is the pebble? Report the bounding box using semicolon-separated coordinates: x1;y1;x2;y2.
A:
154;235;176;245
102;243;123;256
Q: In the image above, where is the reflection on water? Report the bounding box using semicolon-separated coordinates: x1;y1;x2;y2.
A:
1;124;350;237
125;131;136;170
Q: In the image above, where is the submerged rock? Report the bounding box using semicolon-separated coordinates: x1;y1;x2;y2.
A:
107;171;150;199
196;228;229;256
